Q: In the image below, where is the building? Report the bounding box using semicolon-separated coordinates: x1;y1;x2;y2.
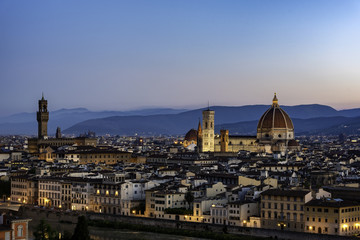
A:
144;186;187;218
10;176;38;205
183;129;198;149
60;180;72;210
304;199;360;236
0;214;31;240
93;173;124;214
38;178;62;208
187;94;300;155
202;109;215;152
37;94;49;139
260;189;312;232
77;146;132;165
71;178;99;211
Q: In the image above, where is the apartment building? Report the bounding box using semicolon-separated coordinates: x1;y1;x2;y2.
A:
10;176;38;204
145;187;186;218
260;189;311;232
71;179;99;211
305;199;360;236
38;178;62;208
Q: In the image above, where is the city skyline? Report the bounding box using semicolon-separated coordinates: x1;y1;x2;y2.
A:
1;0;360;117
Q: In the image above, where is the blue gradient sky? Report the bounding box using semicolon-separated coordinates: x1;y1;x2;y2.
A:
1;0;360;117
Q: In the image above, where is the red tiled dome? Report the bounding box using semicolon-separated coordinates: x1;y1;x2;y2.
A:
257;94;294;130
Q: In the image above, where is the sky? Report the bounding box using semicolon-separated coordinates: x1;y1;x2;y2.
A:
1;0;360;117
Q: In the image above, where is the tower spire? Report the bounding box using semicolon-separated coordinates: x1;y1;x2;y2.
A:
41;92;44;100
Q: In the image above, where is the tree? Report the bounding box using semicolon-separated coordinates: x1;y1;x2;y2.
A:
33;219;58;240
185;191;194;210
71;216;90;240
61;231;72;240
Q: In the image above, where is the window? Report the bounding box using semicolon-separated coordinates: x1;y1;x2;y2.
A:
17;225;23;237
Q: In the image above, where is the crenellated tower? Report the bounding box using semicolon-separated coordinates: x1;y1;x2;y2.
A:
37;94;49;139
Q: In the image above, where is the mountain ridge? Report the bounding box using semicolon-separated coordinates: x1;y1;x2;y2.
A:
1;104;360;136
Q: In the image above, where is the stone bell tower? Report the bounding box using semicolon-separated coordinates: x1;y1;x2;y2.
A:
37;93;49;139
201;108;215;152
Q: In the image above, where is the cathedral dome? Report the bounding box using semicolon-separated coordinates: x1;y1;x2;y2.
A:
257;107;293;130
257;94;294;143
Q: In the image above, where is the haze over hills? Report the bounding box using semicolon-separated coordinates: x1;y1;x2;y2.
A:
1;104;360;136
64;104;360;136
217;116;360;136
0;108;188;135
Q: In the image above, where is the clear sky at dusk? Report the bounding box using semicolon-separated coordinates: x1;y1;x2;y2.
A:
1;0;360;117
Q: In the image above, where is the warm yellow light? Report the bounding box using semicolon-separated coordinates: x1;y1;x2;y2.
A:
309;226;312;230
99;209;102;213
278;223;281;227
185;215;188;218
243;220;247;224
96;190;100;194
18;198;21;201
343;224;348;228
106;190;109;195
356;223;360;227
132;210;136;214
211;204;215;207
59;205;62;208
7;197;10;201
115;191;118;196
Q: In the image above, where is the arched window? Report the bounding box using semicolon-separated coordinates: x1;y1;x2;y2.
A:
17;225;23;237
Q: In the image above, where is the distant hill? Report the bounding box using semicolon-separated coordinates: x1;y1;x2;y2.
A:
1;104;360;136
217;116;360;136
0;108;188;135
64;105;360;136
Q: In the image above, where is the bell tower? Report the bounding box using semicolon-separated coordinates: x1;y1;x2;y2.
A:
201;108;215;152
37;93;49;139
